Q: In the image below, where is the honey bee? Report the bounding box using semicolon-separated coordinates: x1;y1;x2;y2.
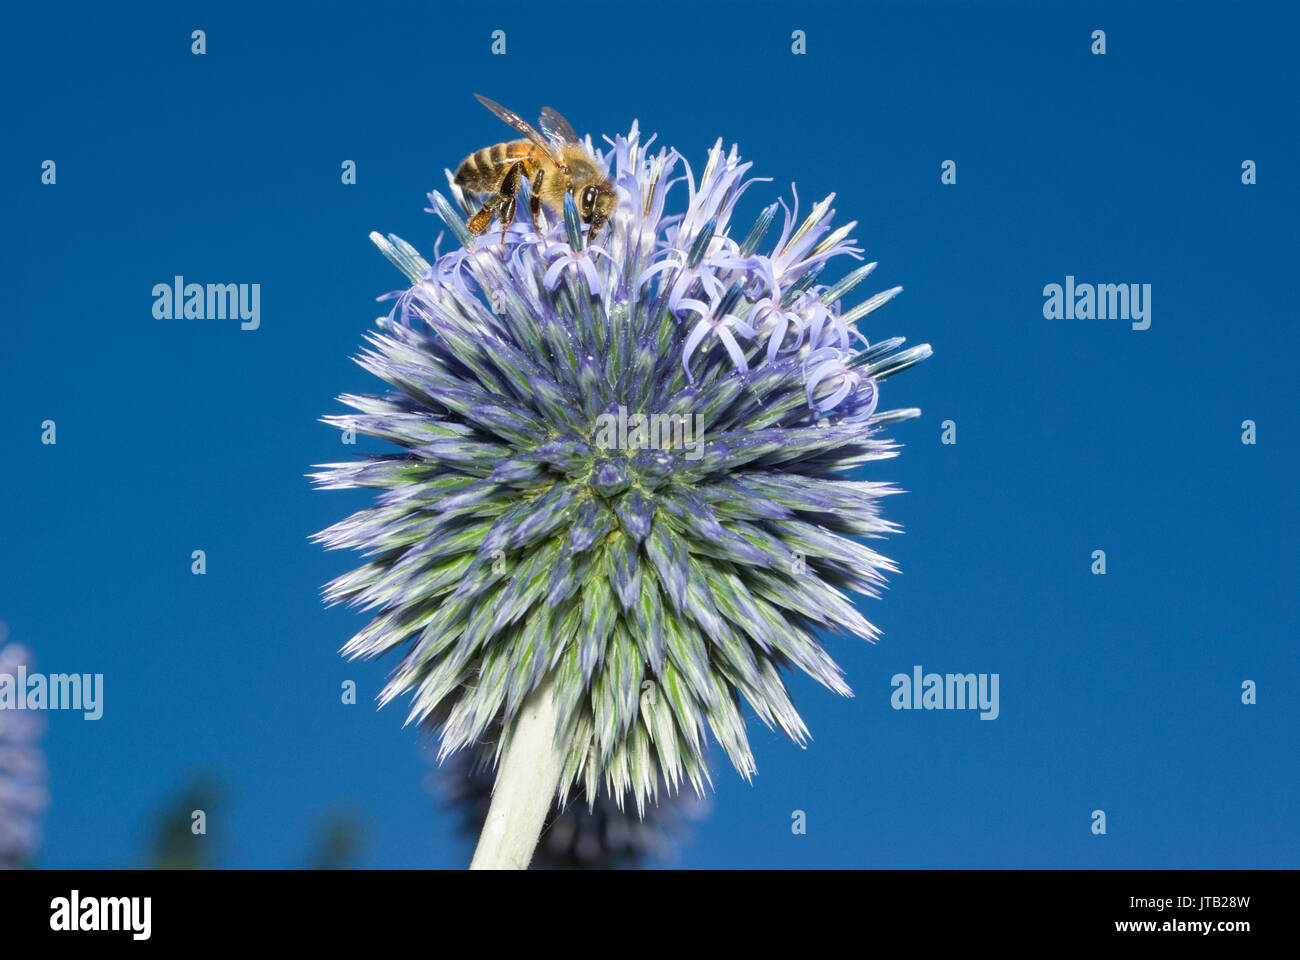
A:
454;94;618;245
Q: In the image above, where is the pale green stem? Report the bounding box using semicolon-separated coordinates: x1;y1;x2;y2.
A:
469;671;566;870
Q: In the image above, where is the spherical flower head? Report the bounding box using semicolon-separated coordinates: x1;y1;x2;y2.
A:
0;634;48;868
313;121;931;812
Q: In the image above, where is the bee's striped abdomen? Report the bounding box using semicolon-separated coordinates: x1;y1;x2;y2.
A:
454;140;536;193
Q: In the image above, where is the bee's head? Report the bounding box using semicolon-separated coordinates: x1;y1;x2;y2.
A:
579;182;619;242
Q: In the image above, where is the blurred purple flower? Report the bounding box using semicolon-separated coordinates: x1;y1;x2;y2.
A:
433;744;708;869
0;632;48;868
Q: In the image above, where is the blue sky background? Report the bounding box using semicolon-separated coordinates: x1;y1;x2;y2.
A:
2;0;1296;868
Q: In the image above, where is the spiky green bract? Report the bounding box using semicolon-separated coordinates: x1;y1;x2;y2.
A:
313;122;930;812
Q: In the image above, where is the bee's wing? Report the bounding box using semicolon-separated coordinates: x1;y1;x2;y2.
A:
539;106;582;147
474;94;568;171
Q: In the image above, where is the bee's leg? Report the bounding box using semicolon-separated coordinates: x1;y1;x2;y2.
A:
498;198;517;245
527;169;545;232
497;162;525;244
466;198;498;236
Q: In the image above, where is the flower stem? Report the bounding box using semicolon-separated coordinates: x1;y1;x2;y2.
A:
469;671;566;870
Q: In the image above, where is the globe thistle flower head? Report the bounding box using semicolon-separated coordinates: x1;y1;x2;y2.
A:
0;635;48;868
313;119;930;813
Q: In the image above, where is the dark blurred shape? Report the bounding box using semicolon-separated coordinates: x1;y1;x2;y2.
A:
148;775;223;870
305;812;363;870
